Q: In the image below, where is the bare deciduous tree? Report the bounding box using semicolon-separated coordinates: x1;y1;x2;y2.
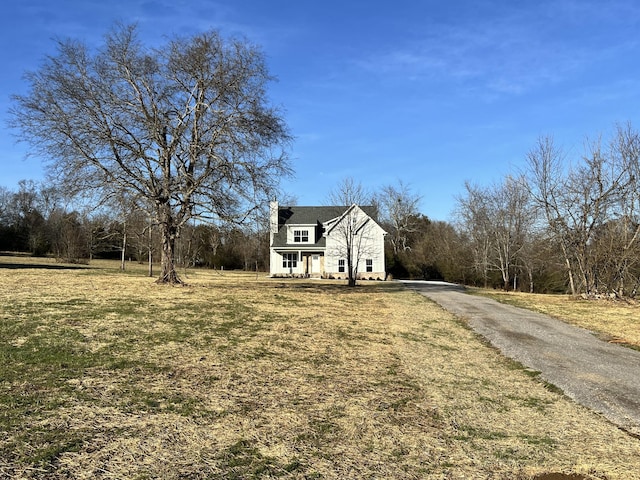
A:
525;136;578;294
377;181;422;256
607;123;640;296
326;178;381;287
526;131;632;296
10;24;291;284
456;182;492;287
457;176;533;290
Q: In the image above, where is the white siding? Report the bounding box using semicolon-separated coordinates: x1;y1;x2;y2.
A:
270;250;303;275
323;206;386;278
287;226;315;244
269;204;386;278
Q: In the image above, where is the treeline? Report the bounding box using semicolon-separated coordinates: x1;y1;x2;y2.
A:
376;124;640;299
5;120;640;299
0;180;268;272
454;123;640;298
0;178;468;283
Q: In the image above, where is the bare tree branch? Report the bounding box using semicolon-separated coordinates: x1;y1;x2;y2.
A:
10;24;292;284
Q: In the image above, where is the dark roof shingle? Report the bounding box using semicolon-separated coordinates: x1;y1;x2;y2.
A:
271;205;379;249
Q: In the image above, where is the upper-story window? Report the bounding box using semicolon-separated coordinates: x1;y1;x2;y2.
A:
293;229;309;243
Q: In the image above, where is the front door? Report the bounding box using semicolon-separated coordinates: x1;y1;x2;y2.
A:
311;255;320;274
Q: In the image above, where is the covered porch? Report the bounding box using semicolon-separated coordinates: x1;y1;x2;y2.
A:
271;249;325;277
300;251;324;278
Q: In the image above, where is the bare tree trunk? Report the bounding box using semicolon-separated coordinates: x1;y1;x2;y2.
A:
348;267;356;286
156;201;181;284
347;244;356;287
158;227;181;284
148;222;153;278
120;225;127;271
562;244;576;295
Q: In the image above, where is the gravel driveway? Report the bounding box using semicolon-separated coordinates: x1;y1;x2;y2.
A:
401;280;640;437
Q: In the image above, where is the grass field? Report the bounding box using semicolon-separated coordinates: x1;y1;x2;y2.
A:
1;255;640;479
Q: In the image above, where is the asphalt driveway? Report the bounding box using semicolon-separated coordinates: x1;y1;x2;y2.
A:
400;280;640;437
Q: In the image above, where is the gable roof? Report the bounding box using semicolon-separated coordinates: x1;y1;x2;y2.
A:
271;204;380;249
324;204;375;236
277;205;379;226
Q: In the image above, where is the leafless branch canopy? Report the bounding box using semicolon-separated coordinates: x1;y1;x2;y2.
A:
10;24;292;283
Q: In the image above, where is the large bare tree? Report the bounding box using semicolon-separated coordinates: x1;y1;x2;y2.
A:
605;123;640;296
10;24;291;283
526;132;631;296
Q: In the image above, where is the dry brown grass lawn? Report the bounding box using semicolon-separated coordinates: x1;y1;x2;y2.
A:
472;289;640;348
1;255;640;479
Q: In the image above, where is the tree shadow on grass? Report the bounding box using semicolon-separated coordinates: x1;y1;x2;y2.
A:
269;280;407;295
0;262;88;270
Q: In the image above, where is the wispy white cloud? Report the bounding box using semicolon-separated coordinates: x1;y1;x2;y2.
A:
355;1;640;99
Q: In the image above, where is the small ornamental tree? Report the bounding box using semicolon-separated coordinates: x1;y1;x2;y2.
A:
326;178;380;287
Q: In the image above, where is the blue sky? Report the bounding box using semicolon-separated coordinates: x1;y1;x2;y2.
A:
2;1;640;221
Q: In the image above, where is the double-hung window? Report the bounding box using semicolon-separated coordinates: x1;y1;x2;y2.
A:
366;259;373;272
283;253;297;269
338;259;346;273
293;229;309;243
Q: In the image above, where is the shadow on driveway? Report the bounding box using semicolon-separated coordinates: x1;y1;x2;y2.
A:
397;279;466;292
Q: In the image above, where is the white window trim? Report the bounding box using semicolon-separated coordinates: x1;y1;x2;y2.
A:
293;229;309;243
288;226;314;244
282;252;298;268
338;258;346;273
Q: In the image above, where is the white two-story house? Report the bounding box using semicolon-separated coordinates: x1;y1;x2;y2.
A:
269;200;386;280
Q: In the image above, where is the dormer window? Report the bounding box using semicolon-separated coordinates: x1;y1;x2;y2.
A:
293;229;309;243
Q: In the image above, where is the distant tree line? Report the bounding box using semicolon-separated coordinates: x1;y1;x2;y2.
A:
0;180;269;272
374;181;470;285
0;177;467;284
